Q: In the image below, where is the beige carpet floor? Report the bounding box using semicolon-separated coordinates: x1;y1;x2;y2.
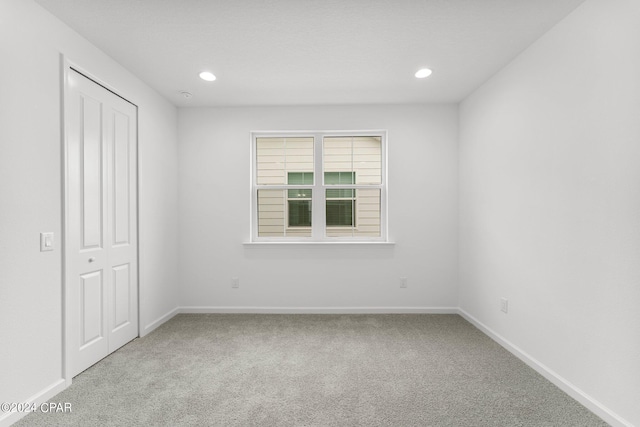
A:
17;314;608;426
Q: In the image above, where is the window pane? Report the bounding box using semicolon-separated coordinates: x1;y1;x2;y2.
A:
257;189;311;237
324;136;381;184
326;188;381;237
256;137;314;185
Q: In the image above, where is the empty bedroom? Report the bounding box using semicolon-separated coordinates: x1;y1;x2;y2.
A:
0;0;638;426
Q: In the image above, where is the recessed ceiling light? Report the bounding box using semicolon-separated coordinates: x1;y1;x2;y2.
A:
415;68;433;79
199;71;216;81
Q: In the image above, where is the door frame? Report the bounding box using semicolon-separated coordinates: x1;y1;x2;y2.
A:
61;57;140;384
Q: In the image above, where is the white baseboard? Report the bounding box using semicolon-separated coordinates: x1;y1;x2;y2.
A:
0;378;67;427
140;307;180;337
179;306;459;314
457;308;632;427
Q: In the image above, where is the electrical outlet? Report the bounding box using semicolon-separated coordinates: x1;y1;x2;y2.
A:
400;277;408;288
500;298;508;313
231;277;239;288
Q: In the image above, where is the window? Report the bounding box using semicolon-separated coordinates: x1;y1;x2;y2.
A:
252;132;386;241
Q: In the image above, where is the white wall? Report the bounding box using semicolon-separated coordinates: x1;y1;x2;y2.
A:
0;1;179;424
459;0;640;425
178;105;458;310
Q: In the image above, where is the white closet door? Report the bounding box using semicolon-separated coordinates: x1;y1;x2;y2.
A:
66;69;138;377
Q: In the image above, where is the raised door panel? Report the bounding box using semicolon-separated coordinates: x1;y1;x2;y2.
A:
80;95;104;250
80;271;104;347
112;110;130;247
112;264;131;330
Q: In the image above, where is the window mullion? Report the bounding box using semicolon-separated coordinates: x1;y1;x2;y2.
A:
312;133;325;240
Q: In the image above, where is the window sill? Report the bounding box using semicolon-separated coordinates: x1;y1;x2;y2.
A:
243;241;395;246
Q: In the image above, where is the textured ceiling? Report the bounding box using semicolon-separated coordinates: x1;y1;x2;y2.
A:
35;0;586;107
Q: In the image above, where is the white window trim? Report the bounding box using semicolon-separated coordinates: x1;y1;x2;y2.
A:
249;130;388;243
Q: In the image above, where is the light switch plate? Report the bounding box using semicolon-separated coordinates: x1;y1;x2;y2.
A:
500;297;508;314
40;232;54;252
